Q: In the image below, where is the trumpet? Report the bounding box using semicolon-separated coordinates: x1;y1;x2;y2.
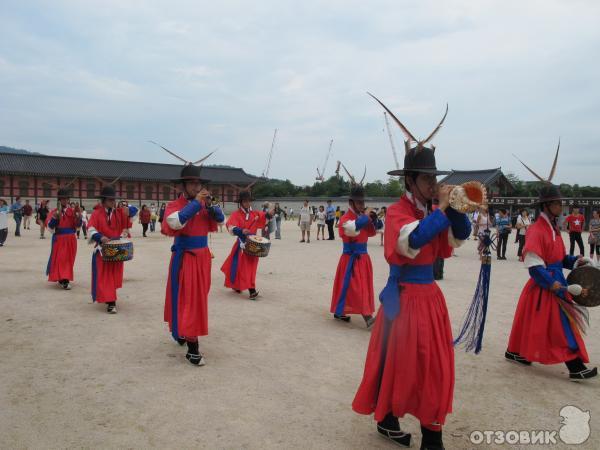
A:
448;181;487;213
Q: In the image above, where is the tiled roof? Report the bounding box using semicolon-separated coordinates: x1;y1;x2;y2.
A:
440;168;506;186
0;151;259;184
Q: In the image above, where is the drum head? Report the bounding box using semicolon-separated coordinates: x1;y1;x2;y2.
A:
567;266;600;307
249;235;270;244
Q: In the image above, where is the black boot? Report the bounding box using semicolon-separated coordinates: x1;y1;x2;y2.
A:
363;315;375;329
420;426;444;450
107;302;117;314
334;314;351;322
249;288;259;300
377;413;412;447
566;357;598;380
505;350;532;366
185;340;205;366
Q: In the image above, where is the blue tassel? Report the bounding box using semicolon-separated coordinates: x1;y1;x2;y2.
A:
454;229;492;354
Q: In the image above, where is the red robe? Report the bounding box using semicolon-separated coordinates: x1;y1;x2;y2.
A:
162;196;218;338
507;214;589;364
330;209;376;316
220;208;267;291
87;207;132;303
353;194;457;426
46;207;79;282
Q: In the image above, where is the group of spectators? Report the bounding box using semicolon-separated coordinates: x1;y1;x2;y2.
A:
469;206;600;262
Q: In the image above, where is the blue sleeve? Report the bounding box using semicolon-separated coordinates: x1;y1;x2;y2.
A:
128;206;138;217
528;265;565;300
47;217;58;229
408;209;451;250
231;226;246;240
354;215;370;231
562;255;578;270
445;207;472;240
177;200;202;225
208;206;225;223
91;232;103;244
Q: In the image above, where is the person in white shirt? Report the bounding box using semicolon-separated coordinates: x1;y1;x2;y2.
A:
297;200;313;243
516;209;531;261
0;198;9;246
316;205;326;240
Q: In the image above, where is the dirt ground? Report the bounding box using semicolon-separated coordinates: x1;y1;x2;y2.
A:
1;218;599;449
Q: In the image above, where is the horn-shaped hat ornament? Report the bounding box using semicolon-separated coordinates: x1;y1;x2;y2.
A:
149;141;216;183
367;93;450;176
228;181;259;204
339;162;367;200
513;139;564;204
339;162;367;186
45;177;78;198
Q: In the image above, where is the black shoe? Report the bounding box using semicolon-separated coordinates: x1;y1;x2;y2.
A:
234;289;241;294
505;351;532;366
107;302;117;314
420;426;444;450
186;352;206;366
569;367;598;380
364;316;376;329
334;314;351;322
177;338;186;346
377;425;412;447
249;289;259;300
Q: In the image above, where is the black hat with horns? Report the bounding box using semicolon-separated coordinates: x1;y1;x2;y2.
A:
368;93;450;176
149;141;215;184
340;162;367;200
513;139;564;205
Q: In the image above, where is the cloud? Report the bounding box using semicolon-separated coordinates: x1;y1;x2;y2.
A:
1;0;600;185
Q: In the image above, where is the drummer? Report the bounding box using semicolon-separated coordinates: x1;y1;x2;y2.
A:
330;183;382;328
45;188;81;290
221;190;273;299
506;152;597;380
162;164;224;366
87;185;133;314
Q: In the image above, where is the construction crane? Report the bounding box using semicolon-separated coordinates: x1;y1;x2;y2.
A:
262;128;277;178
315;139;334;181
334;160;341;177
384;112;400;171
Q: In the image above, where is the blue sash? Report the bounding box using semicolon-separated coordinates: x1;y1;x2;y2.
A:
379;264;434;320
334;242;368;316
169;235;208;340
46;228;76;276
546;261;578;351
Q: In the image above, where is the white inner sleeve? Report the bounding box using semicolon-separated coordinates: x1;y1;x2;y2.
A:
342;220;360;237
396;221;421;259
523;252;545;268
166;211;184;230
447;227;465;249
87;226;99;244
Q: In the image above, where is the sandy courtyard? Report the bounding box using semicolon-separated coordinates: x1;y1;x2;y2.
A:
1;218;599;449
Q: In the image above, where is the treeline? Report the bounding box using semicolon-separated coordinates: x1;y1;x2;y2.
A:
252;176;404;198
504;173;600;197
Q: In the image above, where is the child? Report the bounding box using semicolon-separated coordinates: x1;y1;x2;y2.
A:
316;205;326;240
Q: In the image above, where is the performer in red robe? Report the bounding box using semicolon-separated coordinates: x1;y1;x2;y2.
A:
330;185;382;327
87;186;132;314
352;96;470;450
506;148;596;380
221;190;271;299
46;188;81;290
162;164;224;366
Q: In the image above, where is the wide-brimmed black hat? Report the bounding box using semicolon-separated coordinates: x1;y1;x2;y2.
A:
536;184;564;204
97;185;117;199
171;164;210;184
368;93;450;177
57;188;71;198
388;147;450;176
238;190;253;204
349;185;366;201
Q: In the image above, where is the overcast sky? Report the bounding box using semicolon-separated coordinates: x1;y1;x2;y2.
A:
1;0;599;185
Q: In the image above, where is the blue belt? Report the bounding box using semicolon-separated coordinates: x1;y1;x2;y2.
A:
379;264;434;320
169;235;208;340
46;228;75;276
545;261;578;351
334;242;368;316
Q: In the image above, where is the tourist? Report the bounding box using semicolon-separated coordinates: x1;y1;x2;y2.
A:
315;205;326;240
326;199;336;240
589;210;600;263
516;209;531;262
566;206;585;256
22;199;33;230
0;199;8;246
139;204;151;237
496;208;511;260
273;202;283;239
10;196;23;237
36;200;49;239
298;200;313;243
335;206;341;226
150;203;158;232
77;205;88;239
377;206;387;246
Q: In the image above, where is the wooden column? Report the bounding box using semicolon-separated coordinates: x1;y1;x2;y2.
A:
9;175;14;203
34;176;38;205
138;181;142;207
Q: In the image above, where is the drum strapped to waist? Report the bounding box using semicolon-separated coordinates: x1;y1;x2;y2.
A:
567;265;600;307
243;235;271;258
101;239;134;262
